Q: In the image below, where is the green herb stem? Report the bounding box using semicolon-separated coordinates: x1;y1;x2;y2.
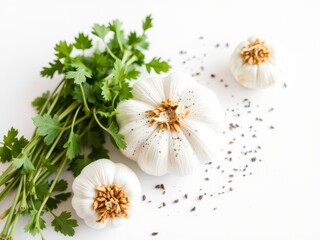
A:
105;44;119;60
35;157;68;222
0;208;10;220
0;165;14;186
7;211;20;240
1;178;23;238
58;102;79;121
0;177;20;202
126;55;138;65
79;84;90;114
39;80;64;116
93;108;110;134
35;150;67;184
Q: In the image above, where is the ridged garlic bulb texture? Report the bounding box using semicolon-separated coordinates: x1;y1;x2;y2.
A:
116;71;224;176
230;36;280;89
72;159;141;229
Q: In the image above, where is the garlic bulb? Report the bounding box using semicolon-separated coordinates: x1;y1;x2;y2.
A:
116;71;224;176
72;159;141;229
230;36;280;89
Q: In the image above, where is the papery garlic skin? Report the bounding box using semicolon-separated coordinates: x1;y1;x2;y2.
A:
230;36;280;89
116;72;224;176
72;159;141;229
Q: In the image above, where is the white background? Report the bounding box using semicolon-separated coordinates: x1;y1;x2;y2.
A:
1;0;320;239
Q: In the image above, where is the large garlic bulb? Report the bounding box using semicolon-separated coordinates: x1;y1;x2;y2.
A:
72;159;141;229
230;36;280;89
116;72;224;176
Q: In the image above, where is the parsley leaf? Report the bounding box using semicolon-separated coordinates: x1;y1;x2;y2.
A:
40;59;64;78
68;155;93;177
35;182;50;200
24;210;46;236
54;192;71;201
107;122;126;149
101;78;112;101
0;128;29;162
0;146;11;163
86;130;104;148
125;67;140;80
51;211;78;236
88;147;109;160
108;19;123;35
64;132;81;159
112;59;126;83
32;91;50;112
54;41;73;58
118;81;133;100
127;32;149;50
47;197;59;210
108;19;125;51
72;83;96;104
33;114;60;145
146;57;170;74
35;180;70;210
47;193;72;210
74;33;93;50
53;179;68;192
66;63;92;84
92;24;109;41
143;15;153;32
128;32;140;45
12;156;35;174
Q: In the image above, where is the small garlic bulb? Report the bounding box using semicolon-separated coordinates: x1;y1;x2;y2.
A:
72;159;141;229
230;36;280;89
116;71;224;176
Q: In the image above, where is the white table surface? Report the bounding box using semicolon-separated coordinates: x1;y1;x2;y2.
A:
1;0;319;239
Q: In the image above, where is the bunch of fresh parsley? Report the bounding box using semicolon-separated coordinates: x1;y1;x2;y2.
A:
0;15;169;239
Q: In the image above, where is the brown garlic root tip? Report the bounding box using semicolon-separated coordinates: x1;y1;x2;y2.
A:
92;184;129;223
145;98;189;131
241;39;270;65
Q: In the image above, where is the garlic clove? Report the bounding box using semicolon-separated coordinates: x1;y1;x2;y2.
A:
256;61;277;88
116;100;154;125
118;116;158;161
112;163;142;199
236;63;258;89
132;77;165;107
71;197;97;219
80;159;116;187
136;130;170;176
84;213;108;230
163;71;195;99
179;84;224;131
168;130;199;175
72;175;96;199
182;118;220;163
106;217;127;228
